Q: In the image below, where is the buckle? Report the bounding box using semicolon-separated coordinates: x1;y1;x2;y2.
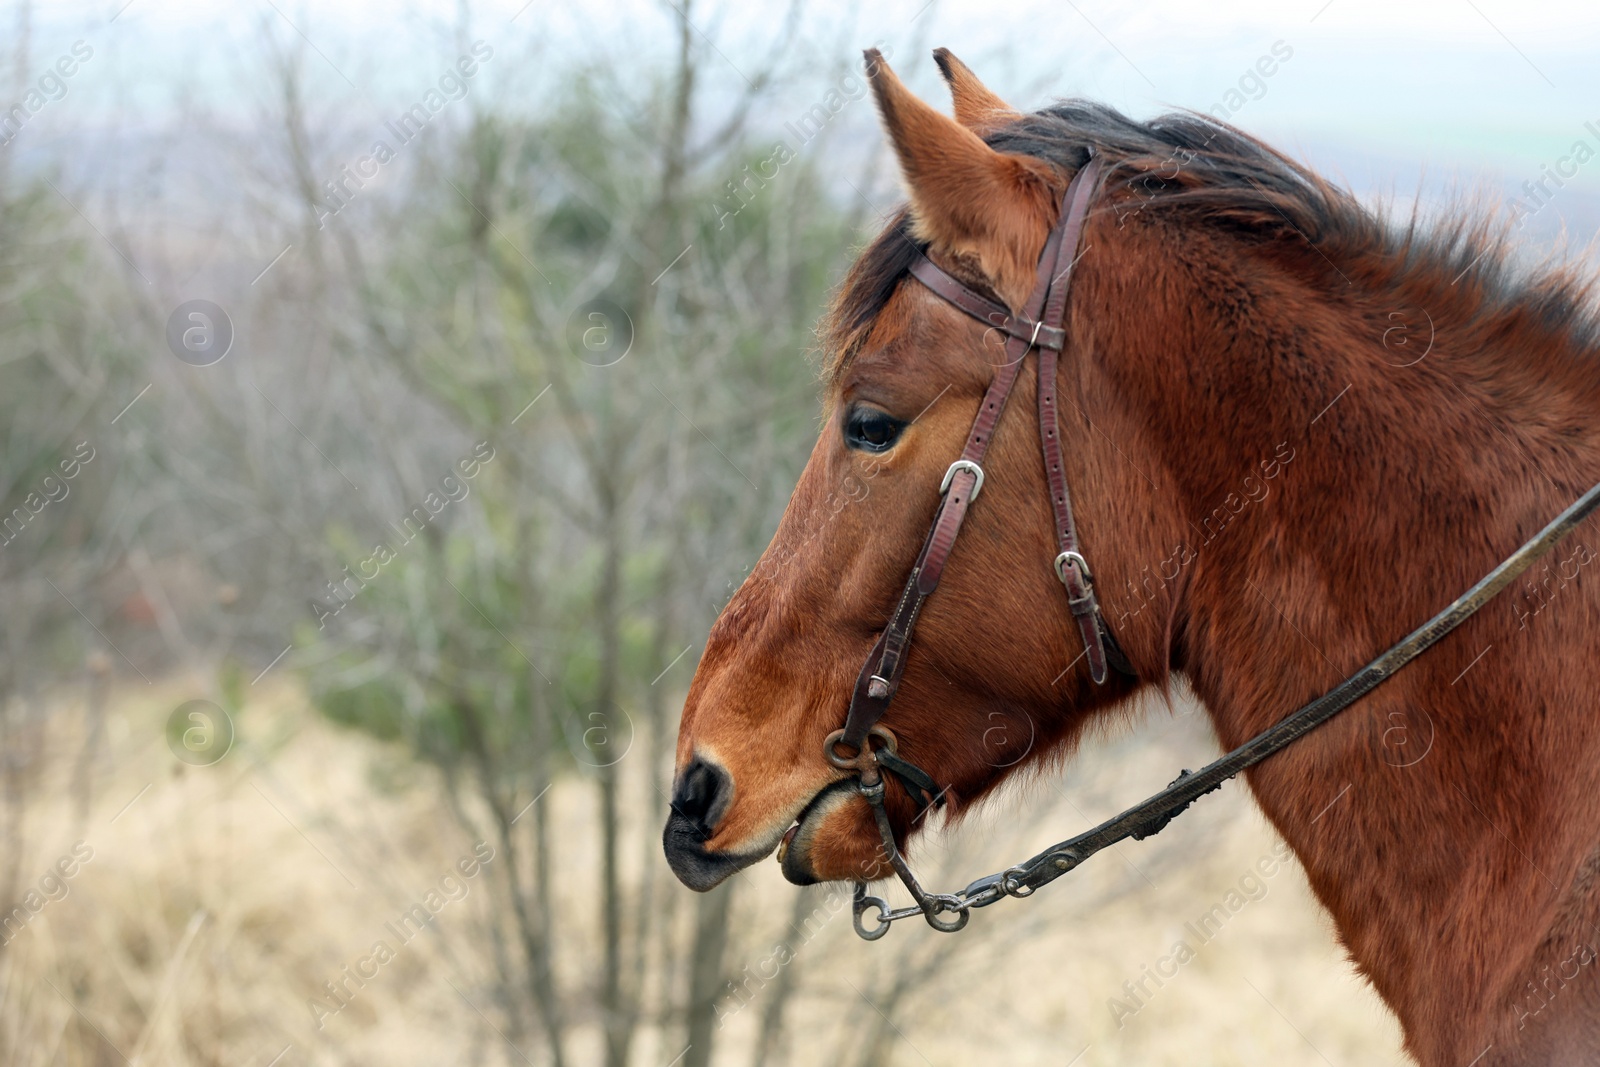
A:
940;460;984;501
1054;550;1092;584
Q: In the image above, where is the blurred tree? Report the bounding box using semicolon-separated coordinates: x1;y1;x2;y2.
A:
0;0;910;1060
0;168;145;960
277;2;852;1064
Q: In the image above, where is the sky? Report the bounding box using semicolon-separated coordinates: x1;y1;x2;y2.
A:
8;0;1600;246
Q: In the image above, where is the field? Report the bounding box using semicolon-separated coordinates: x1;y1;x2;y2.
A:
0;676;1406;1066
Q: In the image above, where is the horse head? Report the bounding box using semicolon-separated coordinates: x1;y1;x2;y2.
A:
662;43;1600;1067
664;50;1172;891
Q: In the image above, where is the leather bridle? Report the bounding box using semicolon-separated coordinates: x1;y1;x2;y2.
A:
816;150;1600;940
829;155;1125;755
821;155;1128;931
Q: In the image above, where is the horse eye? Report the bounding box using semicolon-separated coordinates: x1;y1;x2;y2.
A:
844;407;907;452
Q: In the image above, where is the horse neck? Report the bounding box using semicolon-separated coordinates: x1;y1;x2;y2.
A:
1092;215;1600;1063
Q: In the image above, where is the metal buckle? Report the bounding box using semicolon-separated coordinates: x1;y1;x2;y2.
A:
940;460;984;501
1054;550;1092;584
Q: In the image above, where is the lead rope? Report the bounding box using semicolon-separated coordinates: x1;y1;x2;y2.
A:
847;477;1600;938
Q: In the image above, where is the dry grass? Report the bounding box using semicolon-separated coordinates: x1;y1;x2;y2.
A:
0;677;1408;1065
710;698;1412;1067
0;676;510;1066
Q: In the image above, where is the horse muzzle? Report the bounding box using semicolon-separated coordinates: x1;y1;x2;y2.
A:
662;755;763;891
661;809;767;891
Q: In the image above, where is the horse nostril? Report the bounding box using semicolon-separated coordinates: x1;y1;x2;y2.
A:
672;757;732;836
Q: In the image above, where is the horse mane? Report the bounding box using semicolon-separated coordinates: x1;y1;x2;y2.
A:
822;99;1600;383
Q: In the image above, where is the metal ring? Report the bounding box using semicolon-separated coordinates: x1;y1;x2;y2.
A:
823;729;857;769
940;460;984;501
853;887;894;941
1001;865;1036;898
922;895;971;933
823;725;898;770
1028;320;1043;348
825;729;864;771
1054;550;1092;584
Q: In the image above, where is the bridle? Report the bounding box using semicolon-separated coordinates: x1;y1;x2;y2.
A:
818;150;1600;940
821;153;1126;932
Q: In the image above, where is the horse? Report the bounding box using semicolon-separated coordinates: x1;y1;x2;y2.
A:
663;47;1600;1066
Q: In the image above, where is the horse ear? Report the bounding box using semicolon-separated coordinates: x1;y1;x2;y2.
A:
865;48;1057;310
932;48;1019;134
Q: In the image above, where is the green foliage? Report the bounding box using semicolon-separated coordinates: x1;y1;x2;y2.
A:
299;64;854;797
0;173;146;686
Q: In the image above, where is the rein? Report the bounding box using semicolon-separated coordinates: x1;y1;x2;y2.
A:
822;153;1600;941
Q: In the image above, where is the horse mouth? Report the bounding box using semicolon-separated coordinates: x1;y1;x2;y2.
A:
777;778;861;886
662;810;769;891
660;774;845;891
663;777;862;891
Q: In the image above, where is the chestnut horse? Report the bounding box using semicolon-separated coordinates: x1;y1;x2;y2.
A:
664;48;1600;1065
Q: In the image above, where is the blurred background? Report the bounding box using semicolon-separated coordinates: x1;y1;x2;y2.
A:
1;0;1597;1063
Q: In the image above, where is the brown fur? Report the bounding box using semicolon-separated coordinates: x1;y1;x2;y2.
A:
933;47;1020;134
865;48;1061;310
667;50;1600;1066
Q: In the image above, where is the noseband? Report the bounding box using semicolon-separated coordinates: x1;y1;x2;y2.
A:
817;151;1600;940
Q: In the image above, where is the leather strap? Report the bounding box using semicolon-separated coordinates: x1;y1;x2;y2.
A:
1036;158;1111;682
836;154;1126;807
839;353;1029;754
908;258;1067;353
